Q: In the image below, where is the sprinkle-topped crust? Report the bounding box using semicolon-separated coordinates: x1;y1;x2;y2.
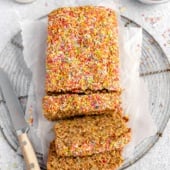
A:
47;141;124;170
54;114;131;157
44;6;131;169
42;92;122;120
46;6;120;93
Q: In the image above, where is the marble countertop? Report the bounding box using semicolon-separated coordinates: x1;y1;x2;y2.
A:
0;0;170;169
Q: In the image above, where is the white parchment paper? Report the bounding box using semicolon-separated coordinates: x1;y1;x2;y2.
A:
21;4;156;162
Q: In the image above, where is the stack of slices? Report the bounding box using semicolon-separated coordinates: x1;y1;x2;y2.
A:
42;6;131;170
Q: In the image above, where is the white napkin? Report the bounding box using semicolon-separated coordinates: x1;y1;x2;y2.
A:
21;8;156;160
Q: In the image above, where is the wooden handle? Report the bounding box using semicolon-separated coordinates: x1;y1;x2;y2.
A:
18;133;40;170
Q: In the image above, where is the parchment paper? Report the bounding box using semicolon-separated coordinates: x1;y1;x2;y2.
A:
21;4;156;162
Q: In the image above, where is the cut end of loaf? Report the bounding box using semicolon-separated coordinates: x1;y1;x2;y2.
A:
47;141;124;170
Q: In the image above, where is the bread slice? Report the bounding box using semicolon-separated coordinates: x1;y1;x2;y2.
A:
54;114;131;157
43;92;122;120
45;6;120;94
47;141;124;170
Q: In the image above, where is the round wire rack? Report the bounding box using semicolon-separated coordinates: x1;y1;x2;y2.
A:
0;16;170;170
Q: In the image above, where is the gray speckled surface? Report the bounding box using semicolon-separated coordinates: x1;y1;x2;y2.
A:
0;0;170;169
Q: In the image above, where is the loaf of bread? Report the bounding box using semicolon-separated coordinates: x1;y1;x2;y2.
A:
54;114;131;157
47;141;123;170
43;92;122;120
45;6;120;94
45;6;131;170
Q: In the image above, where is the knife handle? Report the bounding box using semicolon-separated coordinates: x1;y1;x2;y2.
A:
18;133;40;170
